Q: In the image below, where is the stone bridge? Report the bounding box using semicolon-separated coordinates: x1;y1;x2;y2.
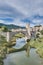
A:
11;29;27;35
0;24;31;42
7;29;28;42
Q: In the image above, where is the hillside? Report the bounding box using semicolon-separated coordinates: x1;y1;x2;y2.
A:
0;23;25;29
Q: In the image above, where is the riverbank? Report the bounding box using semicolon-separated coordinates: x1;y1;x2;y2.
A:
6;37;43;58
7;41;28;54
30;37;43;58
0;34;26;65
4;48;43;65
0;36;43;65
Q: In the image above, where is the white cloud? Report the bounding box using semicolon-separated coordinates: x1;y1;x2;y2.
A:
30;24;34;27
13;19;26;27
0;0;42;18
33;19;41;23
0;0;43;27
0;20;5;23
5;0;43;17
0;19;26;27
32;18;43;25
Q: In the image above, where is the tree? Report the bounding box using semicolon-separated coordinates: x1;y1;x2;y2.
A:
36;33;40;38
0;35;7;46
0;26;2;28
40;30;43;35
2;26;8;32
0;35;7;65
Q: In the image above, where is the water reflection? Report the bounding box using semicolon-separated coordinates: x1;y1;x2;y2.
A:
26;46;30;57
13;38;26;49
4;49;43;65
4;38;43;65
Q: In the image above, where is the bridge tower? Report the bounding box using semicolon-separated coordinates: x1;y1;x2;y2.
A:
26;23;31;39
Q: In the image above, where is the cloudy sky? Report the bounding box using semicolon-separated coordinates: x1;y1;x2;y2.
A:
0;0;43;27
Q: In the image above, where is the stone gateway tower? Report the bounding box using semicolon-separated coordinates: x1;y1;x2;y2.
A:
26;23;31;39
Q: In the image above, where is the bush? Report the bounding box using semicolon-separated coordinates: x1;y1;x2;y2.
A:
36;33;40;38
40;30;43;35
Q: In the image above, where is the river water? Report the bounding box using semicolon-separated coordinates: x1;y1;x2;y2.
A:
4;38;43;65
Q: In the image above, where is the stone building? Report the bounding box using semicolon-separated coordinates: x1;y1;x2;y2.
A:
34;25;43;32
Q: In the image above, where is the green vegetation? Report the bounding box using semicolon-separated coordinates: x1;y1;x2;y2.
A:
8;32;25;47
7;40;30;54
40;30;43;35
7;42;16;47
0;35;16;65
7;37;17;47
1;26;8;32
0;26;10;32
0;35;7;65
0;33;25;65
15;32;25;38
11;37;16;42
30;37;43;58
0;29;43;65
5;36;17;47
0;23;25;29
7;46;25;54
36;33;40;38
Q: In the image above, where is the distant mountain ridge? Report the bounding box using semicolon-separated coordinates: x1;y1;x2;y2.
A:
0;23;25;29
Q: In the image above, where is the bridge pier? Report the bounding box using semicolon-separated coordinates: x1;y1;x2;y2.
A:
7;32;11;42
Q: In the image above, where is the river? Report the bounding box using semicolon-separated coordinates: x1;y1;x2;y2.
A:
4;38;43;65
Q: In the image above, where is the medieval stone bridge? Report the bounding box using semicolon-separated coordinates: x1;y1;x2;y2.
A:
11;29;27;35
7;23;31;42
0;24;31;42
6;29;29;42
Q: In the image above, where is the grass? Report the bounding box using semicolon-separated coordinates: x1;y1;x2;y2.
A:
7;45;26;53
30;37;43;58
0;34;43;65
0;35;8;65
36;46;43;58
15;33;25;38
7;38;43;58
